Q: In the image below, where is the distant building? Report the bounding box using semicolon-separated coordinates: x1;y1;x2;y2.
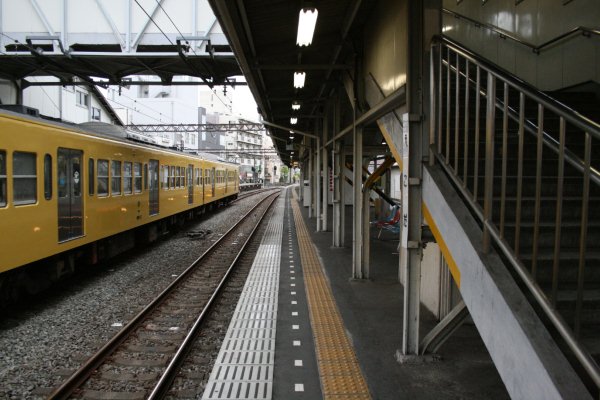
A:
0;77;121;125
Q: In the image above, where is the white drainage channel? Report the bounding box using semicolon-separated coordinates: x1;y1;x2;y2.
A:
202;197;283;400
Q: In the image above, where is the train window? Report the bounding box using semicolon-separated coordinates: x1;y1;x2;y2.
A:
180;166;185;187
0;150;6;207
111;160;121;195
44;154;52;200
161;166;168;189
123;162;132;194
143;163;148;191
13;151;37;205
195;168;200;186
88;158;94;196
134;163;142;193
97;159;108;196
170;166;175;189
176;166;181;188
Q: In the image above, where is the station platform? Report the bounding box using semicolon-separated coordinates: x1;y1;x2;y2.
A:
202;186;510;399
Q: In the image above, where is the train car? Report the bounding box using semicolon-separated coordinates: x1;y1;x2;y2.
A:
0;110;239;293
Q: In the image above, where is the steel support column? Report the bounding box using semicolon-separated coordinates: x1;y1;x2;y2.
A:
362;176;371;278
340;145;346;247
13;80;22;105
322;113;329;231
352;126;365;279
400;0;428;358
308;146;313;218
332;94;343;247
299;163;304;203
333;140;342;247
315;137;322;231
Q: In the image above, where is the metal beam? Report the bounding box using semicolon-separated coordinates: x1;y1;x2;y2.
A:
325;85;406;148
22;79;247;87
254;64;351;71
95;0;126;50
260;119;318;139
419;301;469;354
128;123;265;133
30;0;54;36
132;0;166;49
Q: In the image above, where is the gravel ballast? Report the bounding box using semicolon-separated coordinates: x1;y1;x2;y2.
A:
0;190;278;399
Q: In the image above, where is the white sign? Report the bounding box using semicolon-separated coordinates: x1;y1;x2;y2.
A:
401;113;409;248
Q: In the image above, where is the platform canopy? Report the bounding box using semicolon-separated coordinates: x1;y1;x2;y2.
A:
0;45;241;87
208;0;377;159
0;0;242;87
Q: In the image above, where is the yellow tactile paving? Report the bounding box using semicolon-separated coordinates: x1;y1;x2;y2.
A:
291;190;372;400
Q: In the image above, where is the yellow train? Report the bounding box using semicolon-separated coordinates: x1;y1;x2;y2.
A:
0;110;239;293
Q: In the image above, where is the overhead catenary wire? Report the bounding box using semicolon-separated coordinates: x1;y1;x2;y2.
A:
134;0;174;46
150;0;233;112
0;20;251;138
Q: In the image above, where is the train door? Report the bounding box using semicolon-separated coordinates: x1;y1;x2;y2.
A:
57;148;83;242
187;164;193;204
149;159;159;215
201;167;205;204
211;167;216;197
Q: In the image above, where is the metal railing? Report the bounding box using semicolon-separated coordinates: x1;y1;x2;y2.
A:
429;34;600;394
443;8;600;54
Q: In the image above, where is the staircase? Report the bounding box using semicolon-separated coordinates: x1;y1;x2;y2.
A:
432;35;600;396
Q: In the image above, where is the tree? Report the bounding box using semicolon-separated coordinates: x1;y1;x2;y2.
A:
280;165;289;183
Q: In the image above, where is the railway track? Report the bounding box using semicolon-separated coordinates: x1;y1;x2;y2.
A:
233;187;280;203
48;191;280;400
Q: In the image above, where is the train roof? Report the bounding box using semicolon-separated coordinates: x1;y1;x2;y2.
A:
0;109;238;167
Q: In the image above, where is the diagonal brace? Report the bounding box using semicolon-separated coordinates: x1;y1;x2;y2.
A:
419;300;469;355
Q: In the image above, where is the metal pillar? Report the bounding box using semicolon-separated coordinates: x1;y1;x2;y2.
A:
399;0;432;358
299;164;304;203
362;176;371;278
308;147;313;218
340;145;346;247
352;126;364;279
13;80;23;105
332;140;342;247
322;112;329;231
332;94;343;247
315;137;321;231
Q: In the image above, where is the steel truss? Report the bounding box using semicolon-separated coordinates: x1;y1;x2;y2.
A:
127;123;265;133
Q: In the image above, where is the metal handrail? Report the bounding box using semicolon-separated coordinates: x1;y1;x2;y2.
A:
431;34;600;394
443;8;600;54
436;35;600;141
441;55;600;188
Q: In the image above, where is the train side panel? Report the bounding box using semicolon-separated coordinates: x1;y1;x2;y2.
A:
0;113;238;273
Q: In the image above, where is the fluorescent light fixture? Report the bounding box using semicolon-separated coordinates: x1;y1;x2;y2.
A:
293;72;306;88
290;117;298;124
292;101;301;110
290;136;294;139
297;8;318;46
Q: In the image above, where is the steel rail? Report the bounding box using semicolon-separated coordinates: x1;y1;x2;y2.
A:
47;192;279;400
148;191;279;399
